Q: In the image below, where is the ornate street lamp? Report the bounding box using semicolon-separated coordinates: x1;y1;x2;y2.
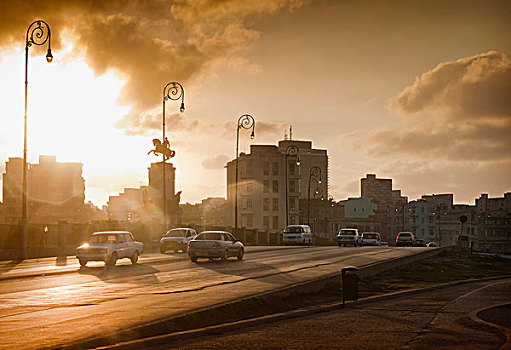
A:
161;82;184;230
307;166;322;226
235;114;255;230
284;145;300;226
22;20;53;257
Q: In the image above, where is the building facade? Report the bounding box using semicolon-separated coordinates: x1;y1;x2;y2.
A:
226;140;328;233
1;155;90;223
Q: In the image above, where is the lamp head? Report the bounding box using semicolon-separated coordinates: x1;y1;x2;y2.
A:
180;102;185;113
46;48;53;63
296;157;300;166
318;177;322;184
250;130;255;140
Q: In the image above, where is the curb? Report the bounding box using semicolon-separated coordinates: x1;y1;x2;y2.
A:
469;302;511;350
99;275;511;350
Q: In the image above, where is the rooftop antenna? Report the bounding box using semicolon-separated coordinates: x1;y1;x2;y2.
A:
284;128;288;140
290;125;293;140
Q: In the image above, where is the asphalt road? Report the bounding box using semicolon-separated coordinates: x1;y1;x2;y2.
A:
0;246;430;349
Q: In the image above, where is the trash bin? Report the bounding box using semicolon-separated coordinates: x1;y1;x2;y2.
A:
341;266;358;305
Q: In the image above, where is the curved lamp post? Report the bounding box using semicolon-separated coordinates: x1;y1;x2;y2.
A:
161;82;185;230
307;166;322;226
235;114;255;230
284;145;300;226
22;20;53;257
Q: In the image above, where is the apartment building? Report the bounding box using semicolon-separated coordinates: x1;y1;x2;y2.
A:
226;140;328;232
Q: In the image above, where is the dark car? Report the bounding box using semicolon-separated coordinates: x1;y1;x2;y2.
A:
413;238;427;247
396;232;414;247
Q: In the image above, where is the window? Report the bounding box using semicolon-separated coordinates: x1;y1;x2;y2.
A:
272;180;279;193
272;162;279;175
124;233;133;242
263;180;269;193
272;198;279;211
429;228;435;236
272;216;279;230
246;197;252;211
289;197;296;211
246;182;253;193
263;198;269;211
263;162;269;175
289;180;296;193
289;162;295;176
246;215;253;227
222;233;234;241
263;216;269;229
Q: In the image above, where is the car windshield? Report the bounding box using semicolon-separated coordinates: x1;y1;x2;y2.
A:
89;234;119;243
399;233;412;237
196;232;223;240
165;229;186;237
340;230;357;235
284;227;303;233
363;233;379;239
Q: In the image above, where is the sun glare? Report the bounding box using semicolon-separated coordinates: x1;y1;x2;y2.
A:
0;37;150;206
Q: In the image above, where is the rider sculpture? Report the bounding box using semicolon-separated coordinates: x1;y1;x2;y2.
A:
148;137;176;161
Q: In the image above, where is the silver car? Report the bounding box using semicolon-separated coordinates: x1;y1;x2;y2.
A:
76;231;143;266
187;231;244;263
160;228;197;253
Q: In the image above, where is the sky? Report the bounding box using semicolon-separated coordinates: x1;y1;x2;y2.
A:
0;0;510;207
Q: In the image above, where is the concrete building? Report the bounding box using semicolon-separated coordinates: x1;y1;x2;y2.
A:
361;174;407;241
107;161;181;224
226;140;328;233
475;193;511;252
1;155;88;223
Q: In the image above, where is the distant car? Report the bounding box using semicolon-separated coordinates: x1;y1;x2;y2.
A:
76;231;143;267
360;232;381;246
413;239;427;247
396;232;414;247
160;228;197;253
187;231;244;263
337;228;361;247
283;225;312;246
426;241;438;247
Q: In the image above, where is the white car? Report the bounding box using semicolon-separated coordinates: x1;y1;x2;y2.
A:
360;232;381;246
282;225;312;246
337;228;361;247
76;231;143;266
188;231;244;262
160;228;197;253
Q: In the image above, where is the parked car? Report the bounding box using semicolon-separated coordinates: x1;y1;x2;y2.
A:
426;241;438;247
337;228;360;247
282;225;312;246
187;231;244;263
413;239;427;247
160;228;197;253
76;231;143;267
396;232;415;247
360;232;381;246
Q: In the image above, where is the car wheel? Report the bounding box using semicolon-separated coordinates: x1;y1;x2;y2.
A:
237;248;244;261
130;250;139;264
190;256;197;263
79;258;87;267
160;246;166;254
106;252;117;266
221;250;229;261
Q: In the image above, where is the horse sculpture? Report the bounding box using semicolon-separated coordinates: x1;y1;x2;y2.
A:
148;138;176;161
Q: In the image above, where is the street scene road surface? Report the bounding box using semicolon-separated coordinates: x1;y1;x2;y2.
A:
0;246;429;349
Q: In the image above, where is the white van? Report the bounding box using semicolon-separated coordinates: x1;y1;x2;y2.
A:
283;225;312;246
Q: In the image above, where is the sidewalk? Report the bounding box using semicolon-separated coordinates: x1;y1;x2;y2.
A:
108;276;511;349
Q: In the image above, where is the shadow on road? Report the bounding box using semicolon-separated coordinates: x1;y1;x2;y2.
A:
0;259;23;274
194;258;286;285
78;263;160;284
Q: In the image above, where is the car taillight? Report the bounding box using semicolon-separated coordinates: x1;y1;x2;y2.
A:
213;242;220;248
188;242;193;248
